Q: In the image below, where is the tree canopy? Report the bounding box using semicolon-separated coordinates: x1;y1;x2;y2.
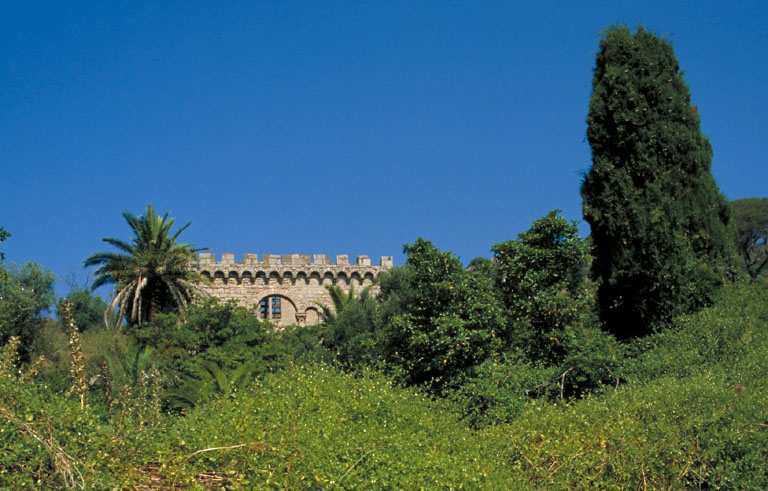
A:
730;198;768;281
55;288;108;332
379;238;505;392
492;211;592;362
581;25;737;338
0;262;55;359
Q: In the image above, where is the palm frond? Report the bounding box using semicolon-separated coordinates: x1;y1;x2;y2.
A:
86;203;207;328
314;301;335;323
100;238;136;255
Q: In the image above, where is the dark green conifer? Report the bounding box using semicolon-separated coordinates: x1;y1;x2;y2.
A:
581;26;737;338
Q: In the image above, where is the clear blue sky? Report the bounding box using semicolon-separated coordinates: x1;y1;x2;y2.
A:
1;1;766;296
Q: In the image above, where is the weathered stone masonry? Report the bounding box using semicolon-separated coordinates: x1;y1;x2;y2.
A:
191;253;393;327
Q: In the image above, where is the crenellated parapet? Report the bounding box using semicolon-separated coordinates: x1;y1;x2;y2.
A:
190;253;393;327
193;253;392;283
196;252;393;267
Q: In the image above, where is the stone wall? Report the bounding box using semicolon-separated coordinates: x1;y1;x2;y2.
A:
191;253;393;327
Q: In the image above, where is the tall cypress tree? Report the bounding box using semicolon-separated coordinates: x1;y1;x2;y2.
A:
581;26;737;338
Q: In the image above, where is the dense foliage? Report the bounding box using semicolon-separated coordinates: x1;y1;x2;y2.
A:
492;210;592;362
731;197;768;281
0;262;55;360
378;238;506;393
55;288;108;332
84;204;208;329
132;297;285;379
320;285;381;368
581;25;737;338
1;283;767;488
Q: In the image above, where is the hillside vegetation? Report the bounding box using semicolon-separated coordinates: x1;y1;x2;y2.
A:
1;283;767;489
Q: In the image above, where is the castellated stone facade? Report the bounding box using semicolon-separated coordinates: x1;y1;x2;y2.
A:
191;253;394;327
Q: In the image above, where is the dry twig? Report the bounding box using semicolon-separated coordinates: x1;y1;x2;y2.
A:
0;407;84;489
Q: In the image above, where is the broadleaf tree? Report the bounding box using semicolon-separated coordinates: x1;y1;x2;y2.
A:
581;25;738;338
379;238;505;393
0;262;56;360
492;211;592;363
55;288;109;332
730;198;768;281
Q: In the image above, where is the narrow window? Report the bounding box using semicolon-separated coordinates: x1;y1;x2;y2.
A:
271;296;281;320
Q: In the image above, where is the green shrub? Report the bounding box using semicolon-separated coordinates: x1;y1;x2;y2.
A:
493;211;593;364
55;288;108;331
379;239;506;393
450;356;557;427
556;324;624;398
496;365;768;489
165;365;510;488
0;262;56;360
322;286;383;368
164;359;259;413
451;325;623;428
622;283;768;383
132;297;286;379
272;323;331;364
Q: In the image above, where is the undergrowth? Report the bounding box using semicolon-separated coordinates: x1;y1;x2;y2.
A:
0;283;766;489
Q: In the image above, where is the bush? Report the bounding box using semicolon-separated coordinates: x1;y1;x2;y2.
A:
450;355;557;427
165;365;510;488
272;323;331;364
132;297;286;379
0;262;56;360
493;210;593;364
622;283;768;384
498;366;768;489
55;288;108;331
321;285;383;368
450;325;624;428
556;324;624;398
379;239;506;393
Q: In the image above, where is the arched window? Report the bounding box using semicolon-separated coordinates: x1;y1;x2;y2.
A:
363;272;375;286
260;296;282;320
309;272;321;286
258;295;297;326
304;307;320;326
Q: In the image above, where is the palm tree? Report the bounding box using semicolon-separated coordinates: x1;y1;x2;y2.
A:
164;360;259;413
315;284;374;324
84;204;208;329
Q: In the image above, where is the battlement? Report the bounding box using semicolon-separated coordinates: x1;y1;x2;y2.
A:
191;252;393;328
195;253;393;268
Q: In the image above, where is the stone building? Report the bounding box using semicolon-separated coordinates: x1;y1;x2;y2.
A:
191;253;393;327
